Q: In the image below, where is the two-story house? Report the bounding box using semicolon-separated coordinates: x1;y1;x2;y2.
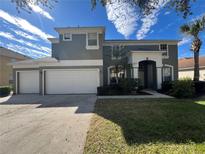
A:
11;26;179;95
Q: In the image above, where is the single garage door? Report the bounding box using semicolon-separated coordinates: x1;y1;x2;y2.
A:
19;71;40;94
45;69;100;94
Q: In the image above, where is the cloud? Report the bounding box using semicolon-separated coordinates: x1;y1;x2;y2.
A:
0;9;53;41
41;46;51;53
10;28;39;41
0;31;13;39
0;31;51;54
178;37;192;46
164;11;170;15
6;43;49;59
136;0;169;40
28;4;54;21
158;22;175;33
106;0;138;39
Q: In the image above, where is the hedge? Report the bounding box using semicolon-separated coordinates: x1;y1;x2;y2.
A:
0;86;11;97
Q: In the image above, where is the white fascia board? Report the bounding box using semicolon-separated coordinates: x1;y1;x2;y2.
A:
130;50;165;53
13;60;103;68
103;41;179;46
48;38;59;43
13;65;40;68
44;60;103;66
55;28;105;35
10;57;58;66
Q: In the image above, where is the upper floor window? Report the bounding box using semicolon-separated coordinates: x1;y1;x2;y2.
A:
86;32;99;49
63;33;72;41
160;44;168;58
112;45;123;60
160;44;167;50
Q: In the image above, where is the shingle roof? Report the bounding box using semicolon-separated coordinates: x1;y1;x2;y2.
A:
179;56;205;69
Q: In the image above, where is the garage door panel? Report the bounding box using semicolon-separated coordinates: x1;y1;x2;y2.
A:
19;71;39;94
46;69;99;94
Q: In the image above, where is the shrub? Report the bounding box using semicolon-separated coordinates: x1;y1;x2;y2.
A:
194;81;205;95
118;78;138;93
97;86;107;95
97;85;122;95
0;86;11;97
161;81;173;93
170;78;195;98
97;78;139;95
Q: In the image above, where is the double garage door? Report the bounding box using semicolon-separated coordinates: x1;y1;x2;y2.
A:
18;69;100;94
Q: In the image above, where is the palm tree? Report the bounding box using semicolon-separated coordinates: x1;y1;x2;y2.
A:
180;15;205;81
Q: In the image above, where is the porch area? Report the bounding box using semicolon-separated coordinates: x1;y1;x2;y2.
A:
128;51;173;90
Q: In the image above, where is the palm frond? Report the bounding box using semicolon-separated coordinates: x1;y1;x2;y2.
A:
180;24;190;34
200;14;205;29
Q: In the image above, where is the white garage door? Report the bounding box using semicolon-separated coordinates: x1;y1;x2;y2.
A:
45;69;100;94
19;71;40;94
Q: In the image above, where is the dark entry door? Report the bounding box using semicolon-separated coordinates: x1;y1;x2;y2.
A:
139;60;157;89
146;63;155;89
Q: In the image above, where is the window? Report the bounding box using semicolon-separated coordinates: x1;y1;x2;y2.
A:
111;45;125;60
63;33;72;41
112;46;121;60
108;65;125;85
86;32;99;49
163;67;172;81
160;44;168;58
160;44;167;50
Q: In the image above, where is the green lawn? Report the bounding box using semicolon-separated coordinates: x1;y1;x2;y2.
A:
84;97;205;154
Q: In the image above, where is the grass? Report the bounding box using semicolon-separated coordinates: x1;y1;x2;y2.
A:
84;97;205;154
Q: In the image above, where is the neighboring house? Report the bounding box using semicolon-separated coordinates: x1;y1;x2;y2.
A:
179;56;205;81
11;26;179;94
0;47;30;86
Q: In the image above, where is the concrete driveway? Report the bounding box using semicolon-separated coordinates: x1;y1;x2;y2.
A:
0;94;96;154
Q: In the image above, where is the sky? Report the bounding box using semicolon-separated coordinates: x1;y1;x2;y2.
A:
0;0;204;59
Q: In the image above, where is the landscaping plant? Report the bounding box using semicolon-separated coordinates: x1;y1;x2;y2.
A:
170;78;195;98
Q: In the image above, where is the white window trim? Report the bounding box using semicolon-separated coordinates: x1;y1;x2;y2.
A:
63;33;72;41
163;64;174;81
111;45;123;60
86;32;99;50
159;44;169;59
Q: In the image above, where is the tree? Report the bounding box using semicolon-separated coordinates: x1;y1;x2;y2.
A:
180;15;205;81
91;0;196;18
11;0;57;13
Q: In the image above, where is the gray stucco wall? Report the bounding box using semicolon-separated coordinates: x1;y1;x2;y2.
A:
52;34;103;60
162;45;178;80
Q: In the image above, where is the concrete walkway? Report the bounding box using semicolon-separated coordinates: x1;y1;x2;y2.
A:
0;94;96;154
98;90;173;99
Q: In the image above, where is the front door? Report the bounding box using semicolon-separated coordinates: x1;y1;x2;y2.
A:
139;60;157;89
